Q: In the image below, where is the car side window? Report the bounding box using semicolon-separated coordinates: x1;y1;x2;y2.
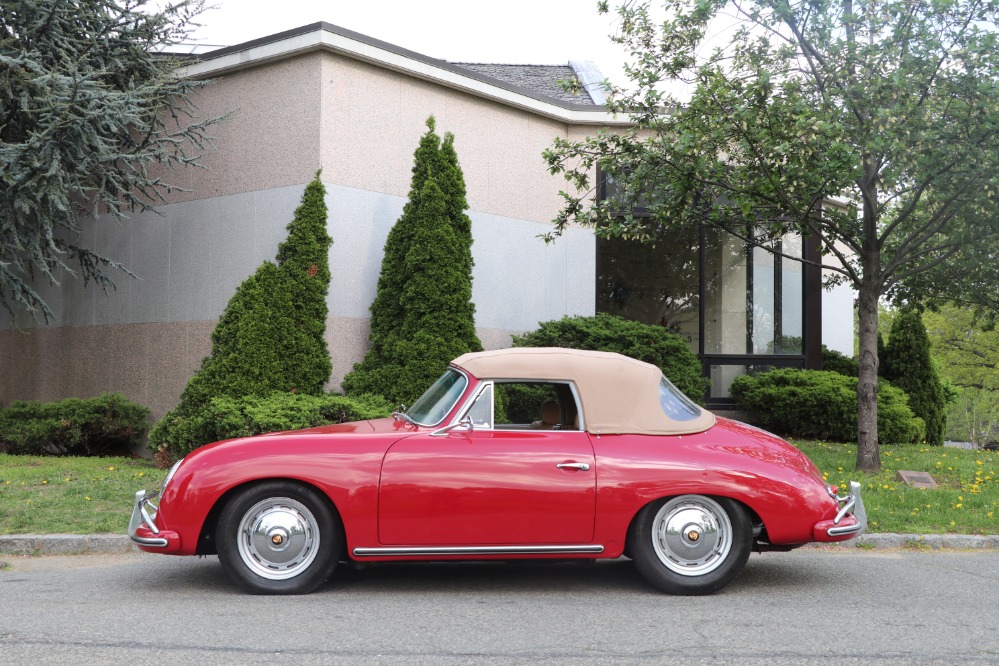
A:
465;383;494;429
491;382;581;431
659;376;701;421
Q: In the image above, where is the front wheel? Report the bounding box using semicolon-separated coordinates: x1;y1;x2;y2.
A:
629;495;751;595
217;481;341;594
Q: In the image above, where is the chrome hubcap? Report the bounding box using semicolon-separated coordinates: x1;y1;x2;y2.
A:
651;495;732;576
237;497;319;580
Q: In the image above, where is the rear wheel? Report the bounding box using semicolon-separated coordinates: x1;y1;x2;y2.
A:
629;495;751;595
217;481;341;594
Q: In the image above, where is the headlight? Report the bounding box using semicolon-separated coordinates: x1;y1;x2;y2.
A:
161;459;184;494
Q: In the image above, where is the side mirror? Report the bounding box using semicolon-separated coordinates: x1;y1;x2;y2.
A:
430;417;473;437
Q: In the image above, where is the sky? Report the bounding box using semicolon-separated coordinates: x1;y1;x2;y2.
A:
184;0;634;88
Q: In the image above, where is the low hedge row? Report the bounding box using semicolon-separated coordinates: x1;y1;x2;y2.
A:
730;369;925;444
0;393;150;456
152;391;395;461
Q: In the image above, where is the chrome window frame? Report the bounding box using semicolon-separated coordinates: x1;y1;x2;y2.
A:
450;378;585;432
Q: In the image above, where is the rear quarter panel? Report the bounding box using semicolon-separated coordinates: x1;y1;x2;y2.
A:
592;418;835;550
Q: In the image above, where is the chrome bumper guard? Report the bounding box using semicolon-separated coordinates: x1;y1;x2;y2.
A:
128;489;169;547
828;480;868;538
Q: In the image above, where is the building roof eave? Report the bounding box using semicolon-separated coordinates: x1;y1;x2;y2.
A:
177;22;633;126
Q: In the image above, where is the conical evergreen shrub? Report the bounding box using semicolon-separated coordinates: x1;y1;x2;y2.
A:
881;308;947;445
343;117;481;405
361;119;444;363
150;173;333;456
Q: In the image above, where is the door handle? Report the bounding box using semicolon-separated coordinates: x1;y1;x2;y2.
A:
556;462;590;471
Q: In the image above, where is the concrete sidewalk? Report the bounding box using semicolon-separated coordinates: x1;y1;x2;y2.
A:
2;532;998;556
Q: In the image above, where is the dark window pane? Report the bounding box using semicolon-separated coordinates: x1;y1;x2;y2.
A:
596;228;700;352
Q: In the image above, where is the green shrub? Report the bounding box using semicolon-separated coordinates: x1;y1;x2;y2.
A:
512;313;710;403
154;392;394;459
343;118;481;405
0;393;150;456
495;383;557;424
730;368;925;444
150;173;333;453
821;345;859;376
882;309;947;445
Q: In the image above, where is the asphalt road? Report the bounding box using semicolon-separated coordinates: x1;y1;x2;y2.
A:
1;549;997;665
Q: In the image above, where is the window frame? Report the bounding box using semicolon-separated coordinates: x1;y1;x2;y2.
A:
595;168;823;407
455;379;585;432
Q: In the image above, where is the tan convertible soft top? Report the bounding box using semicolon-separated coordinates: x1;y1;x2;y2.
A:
451;347;716;436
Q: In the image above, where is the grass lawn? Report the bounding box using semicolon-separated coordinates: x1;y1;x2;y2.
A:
0;443;996;536
793;440;998;535
0;454;166;534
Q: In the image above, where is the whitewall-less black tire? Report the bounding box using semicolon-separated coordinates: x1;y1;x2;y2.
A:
217;481;341;595
629;495;752;595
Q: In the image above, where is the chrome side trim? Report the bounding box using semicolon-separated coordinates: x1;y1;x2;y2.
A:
352;545;605;557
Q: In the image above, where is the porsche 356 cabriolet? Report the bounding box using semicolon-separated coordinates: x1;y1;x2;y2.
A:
130;347;866;595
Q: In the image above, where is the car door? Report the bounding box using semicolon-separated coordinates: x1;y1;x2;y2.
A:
377;382;597;546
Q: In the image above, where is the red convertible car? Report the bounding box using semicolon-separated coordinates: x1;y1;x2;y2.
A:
129;348;866;595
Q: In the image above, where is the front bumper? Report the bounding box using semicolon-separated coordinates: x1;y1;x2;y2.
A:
813;481;868;542
128;489;181;552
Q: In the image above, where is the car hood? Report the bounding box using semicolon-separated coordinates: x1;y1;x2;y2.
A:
176;417;421;472
255;416;411;437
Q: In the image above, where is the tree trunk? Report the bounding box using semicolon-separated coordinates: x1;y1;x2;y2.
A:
856;278;881;472
855;183;882;471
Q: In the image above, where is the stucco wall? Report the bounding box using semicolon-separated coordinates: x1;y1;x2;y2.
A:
163;54;325;201
0;48;597;419
319;54;573;224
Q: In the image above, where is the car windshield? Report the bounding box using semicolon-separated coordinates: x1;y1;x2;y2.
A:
407;369;468;426
659;376;701;421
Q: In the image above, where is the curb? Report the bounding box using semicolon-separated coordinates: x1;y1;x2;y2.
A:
827;532;999;550
0;534;138;556
1;532;999;556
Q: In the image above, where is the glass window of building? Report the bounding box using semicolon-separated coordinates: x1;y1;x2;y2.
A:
596;220;813;404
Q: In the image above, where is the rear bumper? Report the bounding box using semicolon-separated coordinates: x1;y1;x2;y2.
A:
128;490;181;553
813;481;868;542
